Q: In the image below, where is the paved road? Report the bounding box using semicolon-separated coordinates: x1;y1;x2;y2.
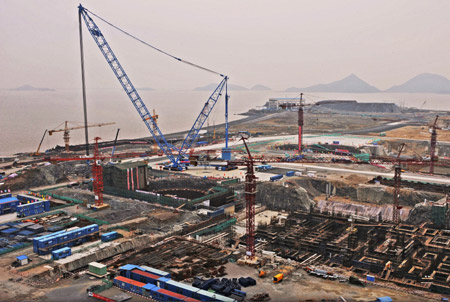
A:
272;162;450;185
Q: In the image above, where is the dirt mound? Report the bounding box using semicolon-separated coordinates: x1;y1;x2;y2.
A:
345;174;370;184
0;163;72;191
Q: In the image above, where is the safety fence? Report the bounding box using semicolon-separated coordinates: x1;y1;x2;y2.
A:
93;279;114;293
103;186;188;208
190;218;237;237
18;259;52;272
72;213;109;226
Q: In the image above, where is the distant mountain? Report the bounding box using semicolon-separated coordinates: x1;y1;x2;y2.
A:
194;83;249;91
10;84;54;91
286;74;380;93
385;73;450;93
250;84;271;91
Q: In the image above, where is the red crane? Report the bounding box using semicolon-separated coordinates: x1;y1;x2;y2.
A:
240;132;257;259
49;137;108;209
92;137;104;207
393;143;406;224
429;115;441;174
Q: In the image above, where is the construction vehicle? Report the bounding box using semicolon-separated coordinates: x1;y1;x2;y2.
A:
258;270;266;278
78;5;229;169
273;273;284;283
33;129;48;156
48;121;115;152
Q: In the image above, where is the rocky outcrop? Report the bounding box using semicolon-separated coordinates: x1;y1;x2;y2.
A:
256;182;315;211
256;177;444;212
406;202;432;225
1;163;77;191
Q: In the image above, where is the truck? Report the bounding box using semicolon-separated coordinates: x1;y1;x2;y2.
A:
273;273;283;283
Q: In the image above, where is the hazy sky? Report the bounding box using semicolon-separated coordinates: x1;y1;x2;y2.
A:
1;0;450;91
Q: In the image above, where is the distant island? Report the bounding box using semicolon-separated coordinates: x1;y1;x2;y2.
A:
194;83;271;91
250;85;271;91
384;73;450;94
194;83;249;91
286;74;380;93
285;73;450;94
10;84;55;92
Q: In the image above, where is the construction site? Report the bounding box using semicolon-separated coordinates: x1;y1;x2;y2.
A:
1;4;450;302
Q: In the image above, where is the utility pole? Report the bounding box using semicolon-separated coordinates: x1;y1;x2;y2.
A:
78;5;89;156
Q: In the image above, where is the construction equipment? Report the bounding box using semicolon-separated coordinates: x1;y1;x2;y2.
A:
393;143;406;223
429;115;441;174
78;5;229;169
34;129;48;156
151;109;159;151
48;121;115;152
240;131;257;259
110;128;120;160
258;270;266;278
273;273;283;283
173;203;186;213
50;137;108;209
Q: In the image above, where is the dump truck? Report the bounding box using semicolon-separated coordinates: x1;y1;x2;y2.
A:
273;273;283;283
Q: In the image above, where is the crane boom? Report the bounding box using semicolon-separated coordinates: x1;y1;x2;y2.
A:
79;5;176;164
34;129;48;156
48;122;115;134
78;5;227;168
176;77;227;162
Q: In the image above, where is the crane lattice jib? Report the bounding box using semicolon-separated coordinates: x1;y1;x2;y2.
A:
176;77;227;162
79;6;176;164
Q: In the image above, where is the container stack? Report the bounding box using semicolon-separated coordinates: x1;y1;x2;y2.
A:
16;200;50;218
33;224;99;255
0;193;19;215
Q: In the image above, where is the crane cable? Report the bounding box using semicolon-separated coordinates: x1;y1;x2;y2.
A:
84;8;225;78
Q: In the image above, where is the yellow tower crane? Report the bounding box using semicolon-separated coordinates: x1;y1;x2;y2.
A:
48;121;115;152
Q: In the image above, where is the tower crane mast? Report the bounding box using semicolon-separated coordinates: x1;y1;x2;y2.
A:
430;115;441;174
240;131;257;259
393;143;406;224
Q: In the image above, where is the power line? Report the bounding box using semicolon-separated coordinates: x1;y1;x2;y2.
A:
85;8;225;78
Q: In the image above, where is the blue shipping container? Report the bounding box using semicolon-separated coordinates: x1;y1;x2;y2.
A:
101;231;119;242
52;247;71;260
270;174;283;182
286;171;295;177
